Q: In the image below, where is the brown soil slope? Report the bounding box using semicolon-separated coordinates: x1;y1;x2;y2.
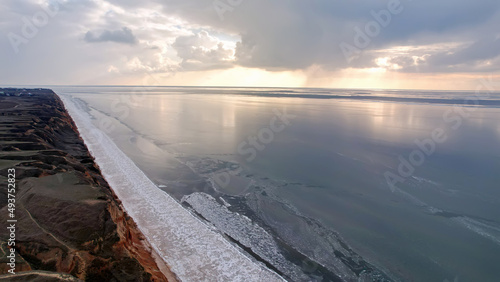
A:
0;88;173;281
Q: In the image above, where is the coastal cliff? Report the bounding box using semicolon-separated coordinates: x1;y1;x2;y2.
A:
0;88;173;281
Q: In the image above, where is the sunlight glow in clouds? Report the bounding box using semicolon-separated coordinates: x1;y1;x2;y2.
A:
1;0;500;89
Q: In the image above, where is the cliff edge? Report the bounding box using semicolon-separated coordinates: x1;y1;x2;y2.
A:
0;88;174;281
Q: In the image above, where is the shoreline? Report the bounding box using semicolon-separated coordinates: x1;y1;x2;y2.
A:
59;92;285;280
0;88;172;281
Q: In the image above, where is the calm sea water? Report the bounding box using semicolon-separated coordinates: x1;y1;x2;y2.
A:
56;86;500;281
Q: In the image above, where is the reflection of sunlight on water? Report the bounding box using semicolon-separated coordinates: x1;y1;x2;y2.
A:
158;95;168;113
344;101;422;143
63;87;500;282
148;95;183;140
367;101;396;131
223;107;236;128
222;97;236;128
189;95;237;129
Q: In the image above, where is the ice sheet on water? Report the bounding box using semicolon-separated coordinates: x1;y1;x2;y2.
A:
182;192;310;281
60;94;284;282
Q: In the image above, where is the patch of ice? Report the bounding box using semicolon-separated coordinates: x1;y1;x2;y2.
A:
182;192;310;281
219;197;231;208
60;94;284;282
452;217;500;246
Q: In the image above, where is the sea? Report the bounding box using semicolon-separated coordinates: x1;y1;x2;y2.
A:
54;86;500;281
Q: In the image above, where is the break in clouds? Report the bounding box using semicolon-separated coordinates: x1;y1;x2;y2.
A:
1;0;500;84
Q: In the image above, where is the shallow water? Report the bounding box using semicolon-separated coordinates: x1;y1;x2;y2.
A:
56;86;500;281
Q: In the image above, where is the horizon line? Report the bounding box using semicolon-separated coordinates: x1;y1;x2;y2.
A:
0;84;490;93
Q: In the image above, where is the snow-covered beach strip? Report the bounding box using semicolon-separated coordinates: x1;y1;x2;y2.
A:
59;93;284;281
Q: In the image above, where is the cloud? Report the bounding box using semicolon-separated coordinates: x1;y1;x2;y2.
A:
425;38;500;70
1;0;500;87
140;0;499;74
375;37;500;74
84;27;137;44
172;31;235;70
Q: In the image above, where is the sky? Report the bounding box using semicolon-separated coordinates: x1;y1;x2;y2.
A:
1;0;500;90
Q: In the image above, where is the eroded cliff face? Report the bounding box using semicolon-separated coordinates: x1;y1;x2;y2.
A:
107;195;177;282
0;89;174;281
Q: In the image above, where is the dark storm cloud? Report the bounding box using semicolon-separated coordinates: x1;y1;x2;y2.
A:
428;38;500;67
1;0;500;85
84;27;137;44
387;37;500;73
148;0;500;72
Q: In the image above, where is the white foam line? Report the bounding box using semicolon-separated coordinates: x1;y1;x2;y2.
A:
452;217;500;246
59;94;284;282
